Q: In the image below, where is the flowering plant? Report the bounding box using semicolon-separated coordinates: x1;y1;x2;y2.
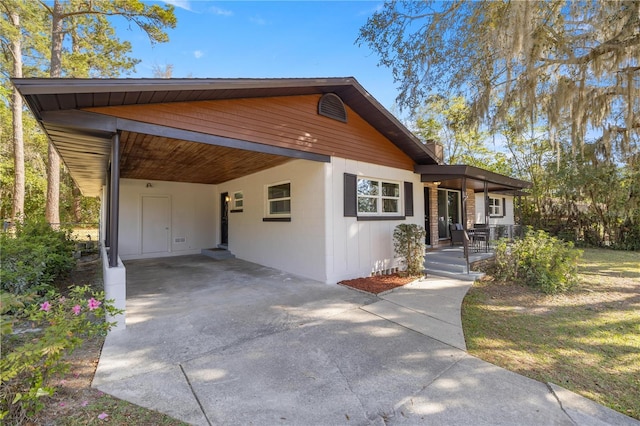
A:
0;285;121;423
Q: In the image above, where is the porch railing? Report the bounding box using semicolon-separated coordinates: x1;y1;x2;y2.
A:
476;224;525;247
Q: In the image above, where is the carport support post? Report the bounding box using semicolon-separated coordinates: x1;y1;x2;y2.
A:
103;132;126;330
108;133;120;267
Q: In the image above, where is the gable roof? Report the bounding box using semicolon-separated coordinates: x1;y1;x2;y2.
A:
13;77;441;196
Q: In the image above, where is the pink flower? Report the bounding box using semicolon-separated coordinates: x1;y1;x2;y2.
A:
40;301;51;312
72;305;82;315
59;402;65;407
58;296;66;303
98;412;108;420
87;298;101;311
81;400;88;407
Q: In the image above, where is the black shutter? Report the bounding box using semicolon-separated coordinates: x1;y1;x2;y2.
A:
404;181;414;217
344;173;357;217
501;197;506;218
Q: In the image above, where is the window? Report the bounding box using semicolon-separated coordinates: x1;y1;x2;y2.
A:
357;178;400;215
232;191;243;212
265;182;291;219
489;197;503;217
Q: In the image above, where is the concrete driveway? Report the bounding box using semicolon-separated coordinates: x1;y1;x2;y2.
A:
93;255;638;425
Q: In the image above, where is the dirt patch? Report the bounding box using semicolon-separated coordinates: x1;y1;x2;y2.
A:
339;273;419;294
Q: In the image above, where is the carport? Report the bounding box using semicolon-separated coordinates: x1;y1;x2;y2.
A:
14;77;436;328
13;78;348;327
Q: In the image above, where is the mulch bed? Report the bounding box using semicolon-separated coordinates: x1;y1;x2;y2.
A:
339;273;418;294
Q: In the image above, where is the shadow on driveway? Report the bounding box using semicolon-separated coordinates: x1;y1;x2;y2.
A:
93;255;635;425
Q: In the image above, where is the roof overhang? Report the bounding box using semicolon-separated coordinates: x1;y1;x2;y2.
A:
13;77;441;197
415;164;531;193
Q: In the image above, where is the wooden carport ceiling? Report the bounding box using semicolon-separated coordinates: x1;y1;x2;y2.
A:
119;131;291;184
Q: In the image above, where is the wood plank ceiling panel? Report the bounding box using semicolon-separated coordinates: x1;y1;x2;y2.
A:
119;132;291;184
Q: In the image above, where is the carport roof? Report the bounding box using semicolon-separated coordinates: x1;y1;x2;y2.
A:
13;77;441;197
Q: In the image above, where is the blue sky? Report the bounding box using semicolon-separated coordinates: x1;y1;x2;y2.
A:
121;1;400;110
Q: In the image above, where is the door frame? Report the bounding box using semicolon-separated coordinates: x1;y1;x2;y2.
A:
220;192;229;246
437;188;461;240
140;194;171;255
424;186;431;246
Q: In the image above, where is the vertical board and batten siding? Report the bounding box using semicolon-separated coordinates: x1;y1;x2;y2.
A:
217;159;327;282
325;158;424;284
84;94;416;171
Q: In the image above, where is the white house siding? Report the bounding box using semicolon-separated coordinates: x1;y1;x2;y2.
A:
325;158;424;284
118;179;216;259
217;159;327;282
474;193;515;225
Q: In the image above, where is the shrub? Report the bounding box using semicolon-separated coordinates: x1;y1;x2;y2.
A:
615;219;640;251
0;286;120;424
494;228;582;294
1;219;75;295
393;224;426;276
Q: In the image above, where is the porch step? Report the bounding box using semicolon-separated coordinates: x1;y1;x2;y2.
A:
425;267;484;282
201;248;235;260
424;248;487;281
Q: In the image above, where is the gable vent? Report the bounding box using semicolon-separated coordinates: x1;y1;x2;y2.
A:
318;93;347;122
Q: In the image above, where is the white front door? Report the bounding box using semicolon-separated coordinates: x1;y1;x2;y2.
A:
142;195;170;254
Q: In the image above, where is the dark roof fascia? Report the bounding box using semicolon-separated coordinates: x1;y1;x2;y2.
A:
11;77;439;165
415;164;532;189
11;77;353;95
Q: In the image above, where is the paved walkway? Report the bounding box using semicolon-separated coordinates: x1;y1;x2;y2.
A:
93;256;639;425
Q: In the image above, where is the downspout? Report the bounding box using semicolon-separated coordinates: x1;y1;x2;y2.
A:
108;133;120;267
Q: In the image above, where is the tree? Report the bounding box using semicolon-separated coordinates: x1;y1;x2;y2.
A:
358;1;639;162
152;63;173;78
413;95;511;174
1;0;47;221
38;0;176;225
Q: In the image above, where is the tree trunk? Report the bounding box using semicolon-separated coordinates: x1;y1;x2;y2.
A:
10;9;25;222
45;0;64;226
72;183;82;222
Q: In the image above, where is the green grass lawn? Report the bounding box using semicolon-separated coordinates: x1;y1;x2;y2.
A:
462;248;640;420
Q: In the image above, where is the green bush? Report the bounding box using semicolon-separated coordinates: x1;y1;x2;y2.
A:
494;228;582;294
615;219;640;251
393;224;426;276
0;286;120;424
1;220;76;295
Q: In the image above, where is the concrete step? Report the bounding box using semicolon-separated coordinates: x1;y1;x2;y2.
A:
426;268;484;282
201;248;235;260
424;260;468;274
424;247;489;281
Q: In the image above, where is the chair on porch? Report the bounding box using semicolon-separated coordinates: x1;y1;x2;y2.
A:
471;224;490;252
449;223;466;246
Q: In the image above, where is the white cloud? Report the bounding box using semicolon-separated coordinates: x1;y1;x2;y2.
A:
193;50;204;59
209;6;233;17
162;0;192;11
249;15;268;26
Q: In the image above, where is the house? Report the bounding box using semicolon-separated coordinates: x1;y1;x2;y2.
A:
13;77;530;328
